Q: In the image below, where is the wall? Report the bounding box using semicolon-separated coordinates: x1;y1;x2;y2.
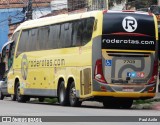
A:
0;7;52;52
0;8;24;52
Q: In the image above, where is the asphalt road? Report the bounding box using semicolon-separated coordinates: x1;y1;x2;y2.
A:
0;97;160;125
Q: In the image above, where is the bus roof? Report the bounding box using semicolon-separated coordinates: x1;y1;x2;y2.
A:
14;10;152;33
14;10;101;33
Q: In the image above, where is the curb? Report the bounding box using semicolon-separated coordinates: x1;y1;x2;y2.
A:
133;98;160;110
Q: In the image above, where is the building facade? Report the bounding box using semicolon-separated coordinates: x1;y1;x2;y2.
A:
0;0;52;53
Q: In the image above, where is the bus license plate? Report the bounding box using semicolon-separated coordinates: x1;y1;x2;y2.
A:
122;88;134;92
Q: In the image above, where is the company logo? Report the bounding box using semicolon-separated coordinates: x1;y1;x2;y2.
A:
122;16;138;32
137;72;145;78
127;72;145;78
127;72;136;78
21;54;28;80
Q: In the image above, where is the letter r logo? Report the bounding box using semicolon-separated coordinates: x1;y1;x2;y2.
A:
122;16;138;32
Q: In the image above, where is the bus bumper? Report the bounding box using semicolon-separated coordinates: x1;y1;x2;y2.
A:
92;80;156;99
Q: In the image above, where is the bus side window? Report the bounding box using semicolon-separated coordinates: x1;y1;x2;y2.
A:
72;21;79;47
76;20;83;46
27;28;38;51
3;31;19;69
38;26;49;50
82;18;94;45
24;30;30;52
17;30;29;56
64;23;72;48
59;23;65;48
48;25;60;49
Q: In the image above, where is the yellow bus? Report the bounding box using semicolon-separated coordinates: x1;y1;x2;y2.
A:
7;10;158;109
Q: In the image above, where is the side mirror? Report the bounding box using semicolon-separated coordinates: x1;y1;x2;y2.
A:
0;63;5;79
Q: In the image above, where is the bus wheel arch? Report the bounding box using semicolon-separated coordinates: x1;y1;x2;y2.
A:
57;78;69;106
15;79;28;103
11;78;19;101
67;78;82;107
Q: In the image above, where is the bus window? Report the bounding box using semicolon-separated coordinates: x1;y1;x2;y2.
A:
65;23;72;47
59;23;66;48
48;25;60;49
82;18;94;45
72;21;81;46
27;28;38;51
38;26;49;50
76;21;83;46
59;23;72;48
17;30;29;56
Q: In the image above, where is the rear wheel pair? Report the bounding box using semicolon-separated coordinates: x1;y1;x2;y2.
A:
58;81;81;107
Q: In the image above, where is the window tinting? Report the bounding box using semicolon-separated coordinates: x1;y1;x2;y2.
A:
16;17;94;53
9;31;19;59
48;25;60;49
82;18;94;45
17;30;29;55
27;28;38;51
12;31;19;43
59;23;73;48
38;27;49;50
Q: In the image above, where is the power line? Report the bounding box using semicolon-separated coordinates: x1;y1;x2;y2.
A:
25;0;32;20
33;0;44;16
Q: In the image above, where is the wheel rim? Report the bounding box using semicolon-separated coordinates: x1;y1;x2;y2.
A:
69;86;76;105
11;94;15;100
16;85;20;100
11;95;14;99
59;87;65;102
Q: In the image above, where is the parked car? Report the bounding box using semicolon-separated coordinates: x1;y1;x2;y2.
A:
0;78;10;100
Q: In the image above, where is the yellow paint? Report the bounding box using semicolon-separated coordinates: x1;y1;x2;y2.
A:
92;91;155;98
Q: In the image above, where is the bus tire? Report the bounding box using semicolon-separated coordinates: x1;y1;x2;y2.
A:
11;94;16;101
103;99;121;109
39;97;44;102
16;82;27;103
58;81;69;106
120;99;133;109
0;91;4;100
69;81;82;107
103;101;118;109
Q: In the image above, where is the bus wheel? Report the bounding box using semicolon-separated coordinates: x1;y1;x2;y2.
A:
103;100;120;109
69;82;82;107
120;99;133;109
16;83;27;103
58;81;69;106
11;94;16;101
39;97;44;102
0;91;4;100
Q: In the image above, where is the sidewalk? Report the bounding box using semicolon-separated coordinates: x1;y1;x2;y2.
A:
154;92;160;99
151;93;160;110
132;92;160;110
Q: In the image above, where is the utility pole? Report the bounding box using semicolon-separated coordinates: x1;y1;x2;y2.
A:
26;0;32;20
